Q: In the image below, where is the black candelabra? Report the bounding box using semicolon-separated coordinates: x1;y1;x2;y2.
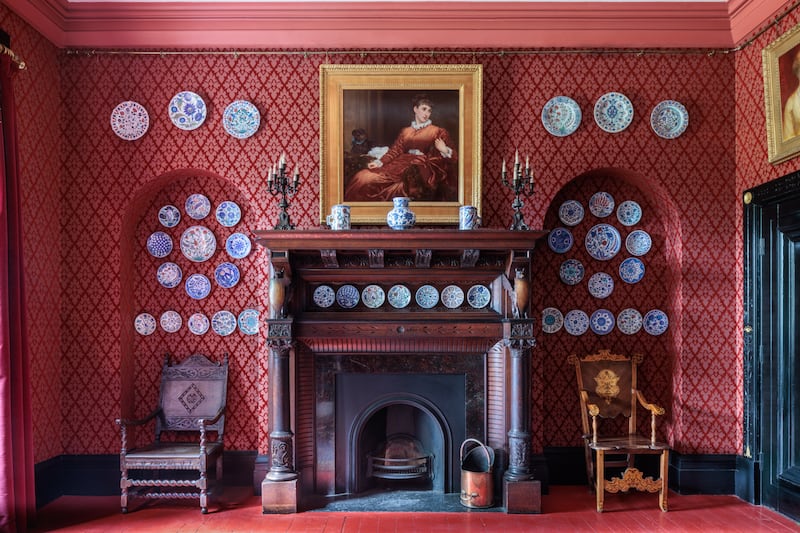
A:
501;151;535;231
267;154;300;230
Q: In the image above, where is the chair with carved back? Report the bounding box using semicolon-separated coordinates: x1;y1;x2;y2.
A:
115;353;228;513
568;349;669;512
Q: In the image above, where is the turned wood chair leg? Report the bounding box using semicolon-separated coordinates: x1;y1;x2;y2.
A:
596;450;605;512
659;449;669;512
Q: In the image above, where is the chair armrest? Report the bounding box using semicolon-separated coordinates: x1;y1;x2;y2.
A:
199;406;225;428
634;390;665;446
115;407;162;428
587;403;600;444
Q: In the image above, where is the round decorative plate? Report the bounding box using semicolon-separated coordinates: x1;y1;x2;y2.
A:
185;273;211;300
180;225;217;262
158;205;181;228
559;259;585;286
593;92;634;133
467;284;491;309
134;312;156;335
541;96;582;137
564;310;590;336
387;284;412;309
651;100;688;139
169;91;207;131
558;200;585;226
441;285;465;309
185;193;211;220
222;100;261;139
160;310;182;333
146;231;173;258
542;307;564;334
588;272;614;299
211;310;237;336
336;284;360;308
110;101;149;141
238;309;259;335
643;309;669;336
589;191;615;218
548;227;574;254
226;233;252;259
214;261;240;288
313;285;335;308
156;261;183;289
590;309;616;335
215;201;242;227
415;285;440;309
616;200;642;226
626;230;652;256
619;257;646;284
362;284;386;309
617;308;643;335
585;223;622;260
188;312;210;335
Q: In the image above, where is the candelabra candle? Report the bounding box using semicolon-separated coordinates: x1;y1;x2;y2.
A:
267;156;300;230
500;152;535;231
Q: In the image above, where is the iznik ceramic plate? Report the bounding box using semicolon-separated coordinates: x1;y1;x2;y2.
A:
180;225;217;262
146;231;173;258
211;310;237;336
185;273;211;300
222;100;261;139
214;261;240;288
110;101;149;141
156;261;183;289
313;285;335;308
215;201;242;227
564;310;589;336
541;96;582;137
617;308;643;335
185;193;211;220
441;285;465;309
593;92;634;133
559;258;585;286
619;257;646;284
587;272;614;299
158;205;181;228
159;310;182;333
547;227;574;254
238;309;259;335
650;100;688;139
590;309;615;335
585;223;622;260
643;309;669;336
387;285;412;309
226;233;252;259
558;200;585;226
589;191;615;218
169;91;207;131
415;285;439;309
362;284;386;309
626;229;652;256
134;313;156;335
188;312;210;335
336;284;360;308
541;307;564;334
467;285;491;309
616;200;642;226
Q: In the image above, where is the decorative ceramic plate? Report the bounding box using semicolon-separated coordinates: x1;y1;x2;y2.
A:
180;225;217;262
643;309;669;336
590;309;616;335
313;285;335;308
589;191;615;218
185;273;211;300
585;223;622;260
588;272;614;299
616;200;642;226
238;309;259;335
156;261;182;289
110;101;149;141
564;310;590;336
467;284;491;309
185;193;211;220
415;285;440;309
159;310;182;333
188;312;210;335
650;100;688;139
626;230;652;256
542;307;564;334
559;259;585;286
558;200;585;226
547;227;574;254
214;261;240;288
215;201;242;227
362;284;386;309
169;91;207;131
226;233;252;259
158;204;181;228
146;231;173;258
134;312;156;335
541;96;582;137
387;284;412;309
222;100;261;139
617;308;643;335
619;257;646;284
336;284;360;308
593;92;634;133
211;310;237;336
441;285;465;309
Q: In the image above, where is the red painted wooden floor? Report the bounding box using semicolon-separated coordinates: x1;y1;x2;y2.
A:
30;486;799;532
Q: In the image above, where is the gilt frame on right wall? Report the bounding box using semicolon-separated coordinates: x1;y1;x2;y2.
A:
764;22;800;164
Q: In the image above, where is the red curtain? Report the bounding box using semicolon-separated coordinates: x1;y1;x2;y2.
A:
0;53;35;533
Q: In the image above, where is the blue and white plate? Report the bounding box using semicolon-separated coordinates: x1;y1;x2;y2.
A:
336;284;360;308
185;193;211;220
588;272;614;299
441;285;464;309
387;285;411;309
585;223;622;260
467;284;491;309
158;205;181;228
169;91;207;131
211;310;237;336
626;230;652;256
159;310;182;333
590;309;615;335
146;231;173;258
226;232;252;259
361;284;386;309
651;100;688;139
616;200;642;226
541;95;582;137
558;200;584;226
238;309;259;335
214;261;240;288
593;92;634;133
564;310;590;336
548;227;574;254
215;201;242;227
589;192;615;218
542;307;564;333
619;257;646;284
559;259;585;286
188;312;210;335
313;285;335;308
185;273;211;300
180;225;217;262
617;308;643;335
222;100;261;139
415;285;439;309
643;309;669;336
134;312;156;335
156;261;183;289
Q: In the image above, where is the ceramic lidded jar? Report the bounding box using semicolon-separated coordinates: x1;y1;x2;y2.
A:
386;197;416;230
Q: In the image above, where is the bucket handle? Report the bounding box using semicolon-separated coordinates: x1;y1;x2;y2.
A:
460;438;494;469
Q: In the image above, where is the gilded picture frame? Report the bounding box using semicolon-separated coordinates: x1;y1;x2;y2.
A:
764;22;800;164
320;64;482;224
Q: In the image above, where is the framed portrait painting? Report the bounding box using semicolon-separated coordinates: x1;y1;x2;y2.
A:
320;64;483;224
764;22;800;164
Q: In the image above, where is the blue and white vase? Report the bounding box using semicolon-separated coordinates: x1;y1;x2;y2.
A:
386;197;416;230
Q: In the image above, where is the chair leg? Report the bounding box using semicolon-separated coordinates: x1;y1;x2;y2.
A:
659;449;669;512
120;468;128;513
595;450;605;512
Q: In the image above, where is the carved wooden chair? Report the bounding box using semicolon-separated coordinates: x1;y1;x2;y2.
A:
568;349;669;512
116;353;228;513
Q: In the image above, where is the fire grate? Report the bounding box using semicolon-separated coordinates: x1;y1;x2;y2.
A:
367;434;433;481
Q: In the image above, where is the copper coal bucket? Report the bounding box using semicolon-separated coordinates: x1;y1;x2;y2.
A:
459;438;495;508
